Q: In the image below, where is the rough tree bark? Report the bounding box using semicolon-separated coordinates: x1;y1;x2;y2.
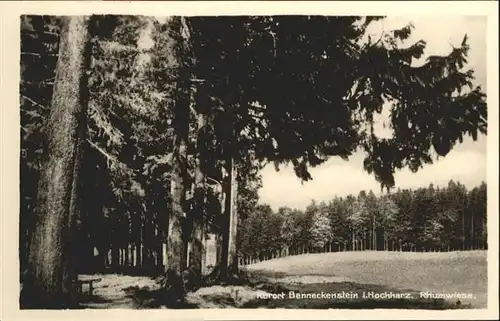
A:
218;154;239;280
22;16;92;309
166;116;188;299
164;16;191;303
227;158;239;275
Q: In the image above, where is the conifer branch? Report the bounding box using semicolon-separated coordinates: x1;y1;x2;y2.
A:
21;94;49;110
21;52;58;58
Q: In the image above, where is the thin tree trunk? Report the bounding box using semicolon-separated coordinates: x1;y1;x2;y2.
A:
141;217;149;269
131;244;135;267
462;210;466;250
470;207;474;251
124;245;129;267
104;250;109;268
372;217;376;251
23;16;92;309
136;239;142;269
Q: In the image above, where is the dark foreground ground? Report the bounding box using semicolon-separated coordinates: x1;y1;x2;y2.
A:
78;250;487;309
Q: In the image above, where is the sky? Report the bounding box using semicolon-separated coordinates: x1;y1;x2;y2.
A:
258;16;488;211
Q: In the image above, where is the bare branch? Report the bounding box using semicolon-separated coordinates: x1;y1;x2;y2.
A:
86;139;118;163
21;29;60;37
21;94;49;110
21;52;58;57
86;139;135;175
206;177;222;186
22;78;56;86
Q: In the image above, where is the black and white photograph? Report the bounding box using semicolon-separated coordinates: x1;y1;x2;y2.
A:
1;1;498;317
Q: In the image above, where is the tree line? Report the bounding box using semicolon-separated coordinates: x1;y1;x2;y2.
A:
20;15;486;308
237;180;487;264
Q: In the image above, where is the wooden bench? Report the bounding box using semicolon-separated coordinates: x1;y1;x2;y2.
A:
75;278;101;296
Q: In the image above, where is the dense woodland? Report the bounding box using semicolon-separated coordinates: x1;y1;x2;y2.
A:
20;15;487;309
238;181;487;264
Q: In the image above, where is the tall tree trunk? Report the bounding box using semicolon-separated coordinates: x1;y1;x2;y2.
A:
190;108;207;281
218;154;239;280
167;132;188;299
164;17;191;302
227;158;239;275
215;181;226;268
23;16;92;309
219;165;230;278
63;88;86;301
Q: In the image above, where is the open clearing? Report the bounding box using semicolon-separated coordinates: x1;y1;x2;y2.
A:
244;250;488;308
79;250;487;309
